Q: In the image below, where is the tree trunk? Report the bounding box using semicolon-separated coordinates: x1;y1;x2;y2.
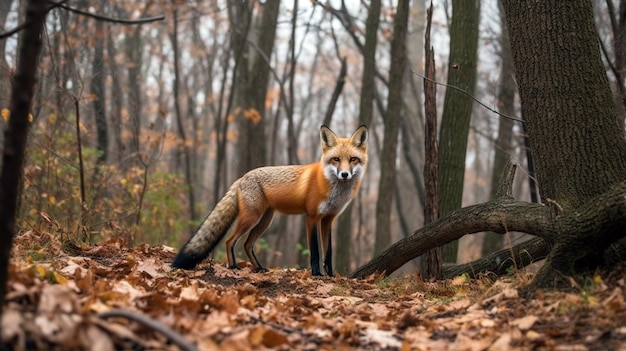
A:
229;0;280;177
482;1;517;256
335;0;381;276
0;0;47;327
421;3;442;280
438;0;481;263
126;27;143;168
106;19;125;165
398;0;427;275
171;8;197;227
91;10;108;166
502;0;626;290
373;0;409;255
0;0;14;171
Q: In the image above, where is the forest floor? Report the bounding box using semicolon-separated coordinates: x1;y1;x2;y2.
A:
2;230;626;351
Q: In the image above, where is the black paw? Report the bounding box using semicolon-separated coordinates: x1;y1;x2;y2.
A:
254;266;269;273
311;269;323;276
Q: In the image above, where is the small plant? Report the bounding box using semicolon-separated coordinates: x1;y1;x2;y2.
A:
296;242;310;257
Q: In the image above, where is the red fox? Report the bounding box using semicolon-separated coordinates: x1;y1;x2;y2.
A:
172;125;368;276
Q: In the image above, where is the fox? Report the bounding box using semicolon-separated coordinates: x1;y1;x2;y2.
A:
171;125;368;276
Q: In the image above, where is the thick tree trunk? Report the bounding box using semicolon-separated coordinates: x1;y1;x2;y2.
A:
503;1;626;211
438;0;481;263
502;0;626;290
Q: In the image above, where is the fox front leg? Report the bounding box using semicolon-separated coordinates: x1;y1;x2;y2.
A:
306;218;322;276
320;216;334;276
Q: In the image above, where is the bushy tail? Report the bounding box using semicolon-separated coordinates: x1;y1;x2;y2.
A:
171;180;240;269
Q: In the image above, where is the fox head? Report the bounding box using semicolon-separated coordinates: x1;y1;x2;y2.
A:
320;125;368;183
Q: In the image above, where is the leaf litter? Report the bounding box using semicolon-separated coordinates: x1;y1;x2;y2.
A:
3;231;626;350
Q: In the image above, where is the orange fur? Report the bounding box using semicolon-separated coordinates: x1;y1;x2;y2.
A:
172;125;368;276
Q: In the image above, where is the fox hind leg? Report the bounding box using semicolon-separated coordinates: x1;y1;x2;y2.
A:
243;208;274;272
225;209;264;270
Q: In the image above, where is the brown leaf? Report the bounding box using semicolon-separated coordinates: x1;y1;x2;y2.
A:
261;327;289;347
511;315;538;331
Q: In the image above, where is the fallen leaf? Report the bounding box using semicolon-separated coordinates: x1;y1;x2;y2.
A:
511;315;538;330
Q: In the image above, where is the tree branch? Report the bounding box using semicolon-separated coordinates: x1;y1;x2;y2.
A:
0;0;163;40
49;1;165;24
412;69;524;123
350;198;552;279
0;0;67;39
442;237;549;278
352;178;626;281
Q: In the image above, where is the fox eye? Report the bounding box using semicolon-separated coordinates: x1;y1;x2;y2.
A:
350;157;360;163
332;157;340;162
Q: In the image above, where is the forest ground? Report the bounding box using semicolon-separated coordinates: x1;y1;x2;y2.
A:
2;230;626;351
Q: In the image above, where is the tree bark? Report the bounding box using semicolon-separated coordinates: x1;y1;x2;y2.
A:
503;0;626;291
503;0;626;212
373;0;409;255
438;0;481;263
421;3;441;280
445;237;549;279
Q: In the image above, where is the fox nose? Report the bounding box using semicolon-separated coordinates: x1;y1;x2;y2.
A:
340;171;351;179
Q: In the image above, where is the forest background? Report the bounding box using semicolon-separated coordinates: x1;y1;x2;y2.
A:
0;0;623;277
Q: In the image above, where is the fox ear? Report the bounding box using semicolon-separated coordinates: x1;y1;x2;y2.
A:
320;125;339;149
350;125;368;150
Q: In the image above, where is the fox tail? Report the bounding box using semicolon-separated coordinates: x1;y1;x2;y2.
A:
171;180;240;269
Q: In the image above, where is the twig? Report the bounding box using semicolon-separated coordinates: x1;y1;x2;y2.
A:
544;198;563;216
71;94;88;242
98;309;198;351
49;1;165;24
249;315;299;335
411;69;525;123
